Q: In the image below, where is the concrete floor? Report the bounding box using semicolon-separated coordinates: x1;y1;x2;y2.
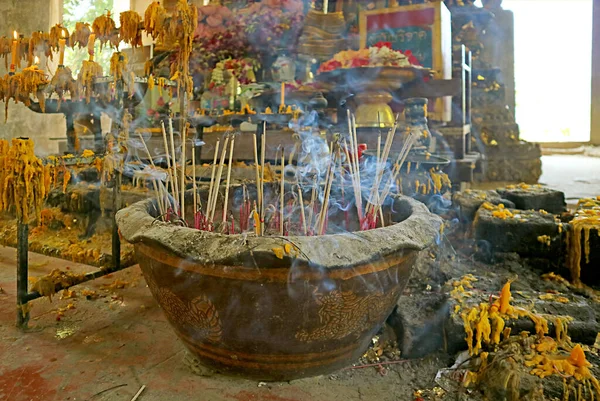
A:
472;155;600;207
0;247;442;401
539;155;600;203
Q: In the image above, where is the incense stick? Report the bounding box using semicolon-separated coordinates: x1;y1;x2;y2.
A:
376;134;381;173
342;139;362;223
192;142;197;216
288;142;298;166
318;157;335;235
297;183;307;236
138;132;156;168
168;118;179;213
206;140;220;224
180;125;187;222
158;180;171;213
137;132;164;217
350;113;361;211
160;121;176;205
306;177;317;235
280;151;285;236
151;179;165;218
366;115;398;217
373;132;418;218
346;112;363;220
252;133;261;219
209;136;229;224
222;138;235;226
260;123;266;236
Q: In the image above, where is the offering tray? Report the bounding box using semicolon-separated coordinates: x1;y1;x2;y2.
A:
316;66;432;128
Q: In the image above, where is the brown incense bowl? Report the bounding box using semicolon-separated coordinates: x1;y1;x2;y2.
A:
116;195;441;381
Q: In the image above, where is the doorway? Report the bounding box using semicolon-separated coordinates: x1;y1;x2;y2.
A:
502;0;594;143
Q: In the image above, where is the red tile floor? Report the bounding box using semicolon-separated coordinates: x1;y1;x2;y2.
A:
0;247;439;401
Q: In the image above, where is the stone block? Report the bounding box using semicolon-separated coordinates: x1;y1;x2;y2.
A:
77;167;101;183
486;159;542;183
46;186;100;214
497;184;566;214
470;141;542;183
473;204;565;259
46;189;66;208
386;293;449;359
485;141;541;159
445;291;599;354
472;107;515;125
477;158;542;184
99;187;152;213
64;186;101;214
452;190;515;223
389;284;599;359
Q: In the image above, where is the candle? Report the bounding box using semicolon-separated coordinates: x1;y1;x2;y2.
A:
87;32;96;59
58;29;66;66
323;0;328;14
229;76;235;110
11;31;18;72
280;82;285;108
34;56;39;66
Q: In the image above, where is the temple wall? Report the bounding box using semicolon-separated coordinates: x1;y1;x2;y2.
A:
0;0;63;155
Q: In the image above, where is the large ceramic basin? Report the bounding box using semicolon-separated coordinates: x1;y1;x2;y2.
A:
116;195;441;380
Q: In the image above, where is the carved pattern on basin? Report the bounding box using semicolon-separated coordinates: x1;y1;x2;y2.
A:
296;289;399;343
145;271;223;344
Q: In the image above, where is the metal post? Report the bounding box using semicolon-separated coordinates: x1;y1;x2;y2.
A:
112;170;122;269
65;108;76;155
194;125;204;162
256;121;265;160
16;220;29;328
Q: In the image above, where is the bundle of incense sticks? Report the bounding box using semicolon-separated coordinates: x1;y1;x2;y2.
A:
135;120;183;221
149;112;417;237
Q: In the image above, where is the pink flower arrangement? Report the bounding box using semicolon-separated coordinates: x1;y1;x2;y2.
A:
239;0;305;56
194;5;235;39
223;58;257;85
191;29;251;71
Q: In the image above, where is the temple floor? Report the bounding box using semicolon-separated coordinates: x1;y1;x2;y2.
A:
472;154;600;206
538;154;600;204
